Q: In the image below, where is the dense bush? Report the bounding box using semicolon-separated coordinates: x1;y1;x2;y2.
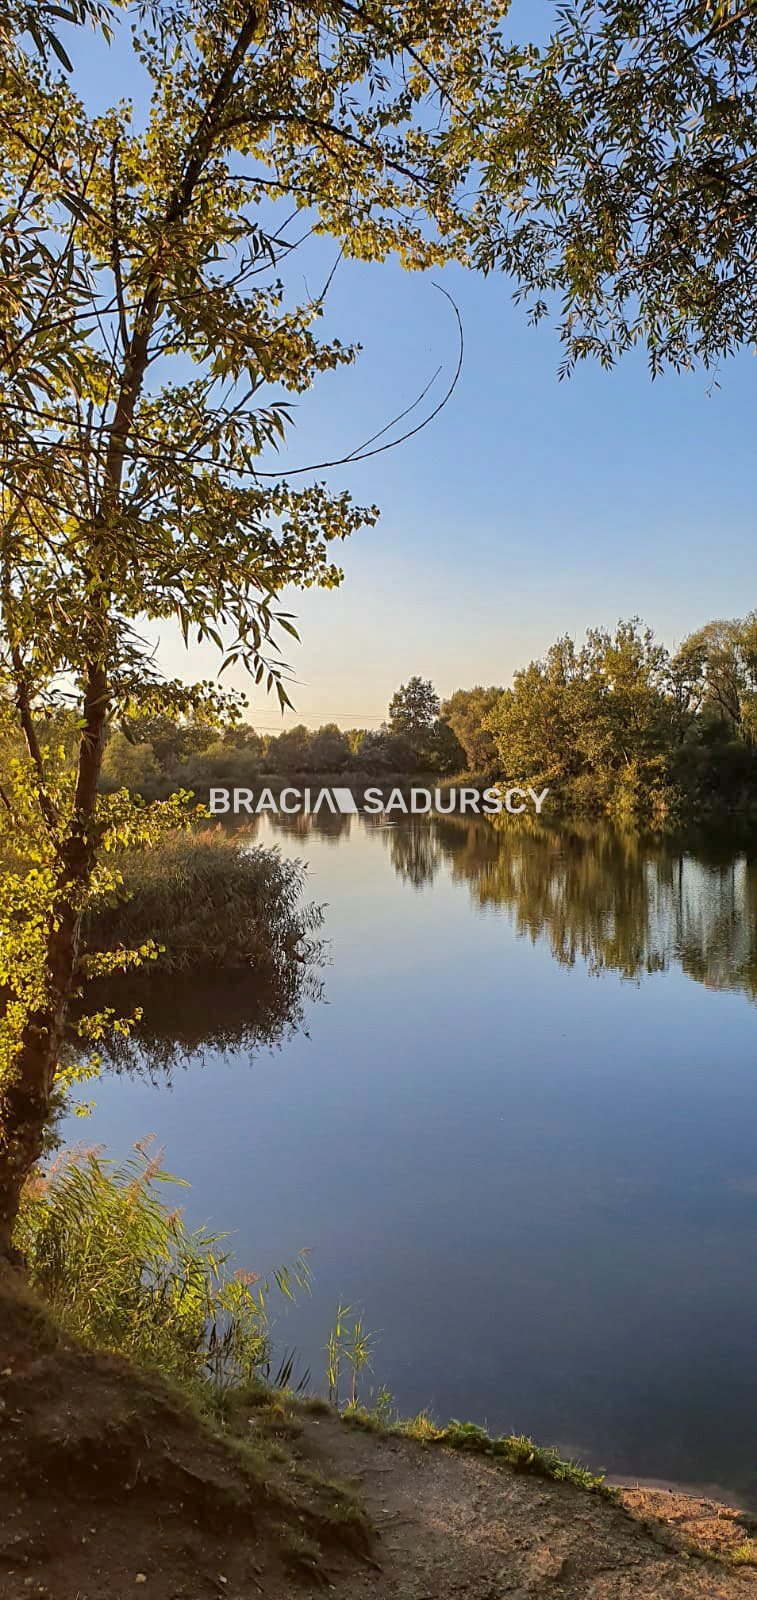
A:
87;827;322;977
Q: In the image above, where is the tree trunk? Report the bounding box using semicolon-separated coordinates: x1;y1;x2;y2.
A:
0;912;79;1255
0;663;107;1255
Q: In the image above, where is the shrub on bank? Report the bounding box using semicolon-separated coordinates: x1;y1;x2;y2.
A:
86;826;323;977
15;1143;613;1506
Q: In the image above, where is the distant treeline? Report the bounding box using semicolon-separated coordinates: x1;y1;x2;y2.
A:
101;676;487;797
100;614;757;822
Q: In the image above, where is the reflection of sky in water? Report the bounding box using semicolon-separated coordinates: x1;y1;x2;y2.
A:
69;818;757;1503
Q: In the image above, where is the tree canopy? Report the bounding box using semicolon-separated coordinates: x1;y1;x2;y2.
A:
472;0;757;372
1;0;755;1249
485;613;757;820
0;1;114;66
442;685;502;770
389;677;441;737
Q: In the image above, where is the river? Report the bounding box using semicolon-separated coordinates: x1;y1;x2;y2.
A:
69;814;757;1501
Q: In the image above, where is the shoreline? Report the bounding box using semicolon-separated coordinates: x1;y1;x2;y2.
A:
4;1253;757;1596
612;1470;757;1514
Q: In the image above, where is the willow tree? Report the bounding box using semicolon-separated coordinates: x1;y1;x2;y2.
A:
0;1;114;63
472;0;757;372
0;0;507;1246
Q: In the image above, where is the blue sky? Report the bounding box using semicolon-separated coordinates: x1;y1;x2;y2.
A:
70;19;756;732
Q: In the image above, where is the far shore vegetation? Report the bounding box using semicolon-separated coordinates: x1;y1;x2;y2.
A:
102;614;757;824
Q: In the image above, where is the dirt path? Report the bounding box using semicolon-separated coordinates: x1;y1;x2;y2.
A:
295;1412;757;1599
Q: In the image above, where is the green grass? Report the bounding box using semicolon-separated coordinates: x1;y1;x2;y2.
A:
315;1298;613;1498
732;1539;757;1567
333;1404;613;1496
325;1300;377;1407
440;1421;613;1493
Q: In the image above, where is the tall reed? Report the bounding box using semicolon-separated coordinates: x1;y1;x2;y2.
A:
15;1140;309;1393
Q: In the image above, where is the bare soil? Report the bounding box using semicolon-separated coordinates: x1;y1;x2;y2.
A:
295;1412;757;1599
2;1263;756;1600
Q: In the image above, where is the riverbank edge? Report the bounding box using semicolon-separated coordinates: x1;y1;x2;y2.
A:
319;1399;757;1569
105;767;757;828
2;1256;757;1597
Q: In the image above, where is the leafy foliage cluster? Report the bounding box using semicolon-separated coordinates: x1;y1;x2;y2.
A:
0;750;192;1096
0;0;507;1237
98;615;757;819
99;677;469;791
470;0;757;373
0;0;755;1241
485;613;757;821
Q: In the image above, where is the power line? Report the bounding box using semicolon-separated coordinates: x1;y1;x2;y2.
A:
246;713;387;726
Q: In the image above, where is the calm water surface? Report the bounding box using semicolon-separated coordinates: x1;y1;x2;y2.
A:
71;816;757;1500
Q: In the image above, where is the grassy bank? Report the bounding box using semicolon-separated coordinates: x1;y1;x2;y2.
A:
15;1143;308;1390
15;1144;609;1496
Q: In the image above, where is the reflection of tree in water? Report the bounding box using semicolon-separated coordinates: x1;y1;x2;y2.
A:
86;949;324;1082
671;854;757;997
378;815;757;999
264;811;353;844
470;823;673;980
380;820;444;889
